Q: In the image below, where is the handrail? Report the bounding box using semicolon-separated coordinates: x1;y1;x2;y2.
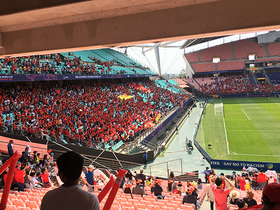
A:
49;147;183;178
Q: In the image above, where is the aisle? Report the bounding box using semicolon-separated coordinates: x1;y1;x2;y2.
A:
146;99;210;178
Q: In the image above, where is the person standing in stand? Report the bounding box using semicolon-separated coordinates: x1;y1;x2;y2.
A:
41;151;99;210
206;183;215;210
7;140;14;157
143;152;148;165
85;165;95;192
209;175;235;210
258;169;268;190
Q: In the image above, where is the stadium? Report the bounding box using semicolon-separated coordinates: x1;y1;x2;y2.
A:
0;0;280;210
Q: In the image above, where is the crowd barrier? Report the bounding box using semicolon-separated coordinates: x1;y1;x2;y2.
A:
210;159;280;171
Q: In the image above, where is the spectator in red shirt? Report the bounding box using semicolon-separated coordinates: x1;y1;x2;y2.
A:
240;174;246;197
258;169;268;190
209;175;235;210
40;168;52;188
14;162;27;191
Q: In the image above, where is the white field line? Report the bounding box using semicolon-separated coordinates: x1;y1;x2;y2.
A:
222;114;230;155
241;108;250;120
230;152;280;157
227;130;280;131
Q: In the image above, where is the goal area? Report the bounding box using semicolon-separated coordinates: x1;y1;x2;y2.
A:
214;103;224;117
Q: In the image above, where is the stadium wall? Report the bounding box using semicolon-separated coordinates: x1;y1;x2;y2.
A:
210;159;280;171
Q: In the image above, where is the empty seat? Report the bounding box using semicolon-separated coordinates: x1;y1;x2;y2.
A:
5;205;17;210
122;202;133;207
11;198;26;207
17;207;31;210
150;206;160;210
134;203;147;210
17;195;29;201
28;196;41;204
25;200;39;209
19;192;29;196
111;204;120;210
121;207;134;210
8;194;17;200
29;192;39;197
166;203;179;209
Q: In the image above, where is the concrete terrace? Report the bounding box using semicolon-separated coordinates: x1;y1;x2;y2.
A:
144;99;211;179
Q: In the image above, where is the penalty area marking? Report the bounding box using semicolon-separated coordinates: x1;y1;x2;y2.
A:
222;113;230;155
241;108;250;120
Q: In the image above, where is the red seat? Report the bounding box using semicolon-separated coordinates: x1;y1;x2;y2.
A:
11;198;26;207
8;194;17;200
28;196;41;204
25;200;39;210
19;192;29;196
17;207;31;210
5;205;17;210
17;195;29;201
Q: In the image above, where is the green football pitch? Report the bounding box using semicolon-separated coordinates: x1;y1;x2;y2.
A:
196;97;280;163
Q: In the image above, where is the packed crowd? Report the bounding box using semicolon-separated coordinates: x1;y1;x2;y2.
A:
1;54;111;75
2;140;57;191
202;75;247;94
245;76;273;93
0;53;148;75
201;74;276;95
2;148;280;210
0;81;189;148
202;166;280;210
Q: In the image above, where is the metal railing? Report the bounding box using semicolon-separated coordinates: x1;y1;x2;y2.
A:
49;147;183;178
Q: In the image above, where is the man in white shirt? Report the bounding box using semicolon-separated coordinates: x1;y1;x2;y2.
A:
41;151;99;210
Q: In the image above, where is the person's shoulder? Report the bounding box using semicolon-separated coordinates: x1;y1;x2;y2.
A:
42;187;60;201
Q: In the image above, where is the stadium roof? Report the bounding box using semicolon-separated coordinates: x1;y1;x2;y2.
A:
1;0;280;58
180;36;226;49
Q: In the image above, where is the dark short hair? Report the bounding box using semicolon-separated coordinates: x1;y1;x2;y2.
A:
237;199;245;209
57;151;83;181
260;169;264;172
215;177;223;187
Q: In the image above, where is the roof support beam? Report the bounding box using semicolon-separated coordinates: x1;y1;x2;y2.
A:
154;45;161;75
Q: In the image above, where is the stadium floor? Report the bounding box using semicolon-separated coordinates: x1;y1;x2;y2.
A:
143;99;211;179
197;97;280;163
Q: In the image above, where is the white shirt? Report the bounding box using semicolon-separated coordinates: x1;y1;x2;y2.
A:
93;169;102;177
41;185;99;210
